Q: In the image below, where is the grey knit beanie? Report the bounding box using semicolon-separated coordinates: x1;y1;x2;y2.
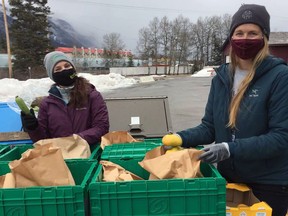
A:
230;4;270;39
44;51;76;81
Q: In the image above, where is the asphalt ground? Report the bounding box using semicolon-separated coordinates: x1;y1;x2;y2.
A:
102;75;212;133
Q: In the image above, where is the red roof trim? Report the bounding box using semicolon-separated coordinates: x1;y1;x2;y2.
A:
55;47;132;55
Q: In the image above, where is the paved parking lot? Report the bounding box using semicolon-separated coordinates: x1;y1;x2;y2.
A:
102;75;212;132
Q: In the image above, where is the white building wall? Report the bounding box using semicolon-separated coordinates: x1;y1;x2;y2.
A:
110;66;192;76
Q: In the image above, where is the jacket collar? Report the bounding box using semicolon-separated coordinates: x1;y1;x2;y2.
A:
48;83;96;100
48;84;62;99
216;55;287;85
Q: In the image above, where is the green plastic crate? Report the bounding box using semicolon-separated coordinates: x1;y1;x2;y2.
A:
89;162;226;216
0;146;11;156
109;138;162;145
0;143;102;162
100;140;161;179
89;144;102;161
0;160;98;216
0;144;33;161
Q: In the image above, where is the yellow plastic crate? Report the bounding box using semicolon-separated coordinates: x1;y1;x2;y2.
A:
226;183;272;216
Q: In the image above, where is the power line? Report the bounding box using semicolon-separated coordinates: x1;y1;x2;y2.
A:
53;0;205;14
51;0;288;20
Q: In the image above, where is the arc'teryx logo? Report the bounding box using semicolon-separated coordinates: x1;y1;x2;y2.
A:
242;10;253;20
249;89;259;97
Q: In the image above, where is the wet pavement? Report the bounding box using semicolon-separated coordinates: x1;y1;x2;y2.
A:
102;75;213;132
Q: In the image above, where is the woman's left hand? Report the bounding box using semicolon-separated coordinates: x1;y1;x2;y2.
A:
199;143;230;163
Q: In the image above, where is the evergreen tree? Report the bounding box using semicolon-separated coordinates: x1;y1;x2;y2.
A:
9;0;52;74
0;33;7;53
210;34;223;66
128;54;134;67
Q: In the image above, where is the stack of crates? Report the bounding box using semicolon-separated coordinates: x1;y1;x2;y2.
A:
0;160;97;216
0;96;228;215
0;140;101;216
89;138;226;216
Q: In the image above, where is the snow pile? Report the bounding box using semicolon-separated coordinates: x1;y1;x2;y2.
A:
0;73;138;106
191;67;216;77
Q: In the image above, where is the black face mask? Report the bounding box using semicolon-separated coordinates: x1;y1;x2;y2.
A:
52;68;77;86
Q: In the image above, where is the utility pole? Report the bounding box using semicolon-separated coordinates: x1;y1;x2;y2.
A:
2;0;13;78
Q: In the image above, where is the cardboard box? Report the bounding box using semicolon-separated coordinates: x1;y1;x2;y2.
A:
226;183;272;216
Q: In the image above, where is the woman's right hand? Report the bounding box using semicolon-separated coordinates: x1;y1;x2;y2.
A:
20;109;38;131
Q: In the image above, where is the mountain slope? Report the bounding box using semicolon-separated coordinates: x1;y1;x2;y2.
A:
48;17;96;48
0;7;96;48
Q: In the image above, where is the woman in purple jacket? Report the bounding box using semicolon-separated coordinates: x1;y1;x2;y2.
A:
21;51;109;145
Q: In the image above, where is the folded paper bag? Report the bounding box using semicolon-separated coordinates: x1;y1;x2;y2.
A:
138;146;203;179
9;144;75;188
33;134;91;159
0;173;15;188
100;160;143;181
100;131;139;149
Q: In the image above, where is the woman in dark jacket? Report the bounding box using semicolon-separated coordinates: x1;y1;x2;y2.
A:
163;4;288;216
21;51;109;145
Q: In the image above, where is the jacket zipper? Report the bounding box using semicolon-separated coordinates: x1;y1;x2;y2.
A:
231;129;236;142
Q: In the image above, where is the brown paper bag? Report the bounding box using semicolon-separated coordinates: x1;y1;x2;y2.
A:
33;134;91;159
100;160;143;181
139;146;203;179
100;131;139;149
9;144;75;187
0;173;15;188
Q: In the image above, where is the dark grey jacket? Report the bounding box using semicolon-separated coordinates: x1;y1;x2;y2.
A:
178;56;288;185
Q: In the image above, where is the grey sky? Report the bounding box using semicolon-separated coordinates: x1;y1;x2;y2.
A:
47;0;288;53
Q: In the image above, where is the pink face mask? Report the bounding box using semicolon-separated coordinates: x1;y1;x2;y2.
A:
230;39;264;60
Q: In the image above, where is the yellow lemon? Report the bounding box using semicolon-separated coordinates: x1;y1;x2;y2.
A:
165;146;182;154
162;134;182;146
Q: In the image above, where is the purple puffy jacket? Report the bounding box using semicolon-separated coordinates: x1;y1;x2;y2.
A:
28;84;109;145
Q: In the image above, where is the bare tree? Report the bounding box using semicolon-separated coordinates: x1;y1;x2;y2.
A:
190;18;205;69
148;17;160;74
191;16;227;68
221;14;232;39
137;27;152;61
209;15;231;65
174;16;192;74
102;32;125;67
206;16;222;64
168;17;182;74
136;13;232;73
158;16;171;74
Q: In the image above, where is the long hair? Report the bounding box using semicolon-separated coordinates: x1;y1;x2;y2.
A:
227;37;270;129
69;76;90;108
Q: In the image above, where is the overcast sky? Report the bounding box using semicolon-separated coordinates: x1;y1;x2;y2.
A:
47;0;288;53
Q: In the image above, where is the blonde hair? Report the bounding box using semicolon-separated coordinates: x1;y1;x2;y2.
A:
227;37;270;128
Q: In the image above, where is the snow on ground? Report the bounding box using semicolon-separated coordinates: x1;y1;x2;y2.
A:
0;73;138;107
0;71;212;112
191;67;216;77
